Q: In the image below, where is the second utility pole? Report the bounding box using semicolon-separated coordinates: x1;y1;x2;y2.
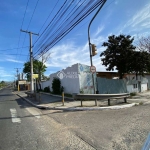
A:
21;29;39;93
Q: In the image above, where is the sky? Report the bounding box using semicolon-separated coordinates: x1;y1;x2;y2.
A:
0;0;150;81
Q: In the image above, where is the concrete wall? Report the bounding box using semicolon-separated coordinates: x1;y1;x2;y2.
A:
127;85;138;93
41;80;51;89
97;77;127;94
40;64;80;94
144;75;150;89
56;64;80;94
78;63;96;94
141;83;148;92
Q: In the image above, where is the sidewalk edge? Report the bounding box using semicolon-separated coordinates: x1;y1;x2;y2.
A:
17;94;137;111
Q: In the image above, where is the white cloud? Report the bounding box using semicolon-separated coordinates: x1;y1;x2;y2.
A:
43;34;107;75
0;67;14;81
6;58;24;63
94;25;104;37
121;3;150;34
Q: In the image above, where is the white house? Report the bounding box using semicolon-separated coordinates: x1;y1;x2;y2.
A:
124;75;148;93
41;63;96;94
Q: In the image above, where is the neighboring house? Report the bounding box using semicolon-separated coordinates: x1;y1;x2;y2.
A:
124;74;148;93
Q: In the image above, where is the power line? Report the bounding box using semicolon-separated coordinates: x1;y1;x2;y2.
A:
14;68;21;80
0;53;28;56
33;0;60;46
15;0;30;62
33;0;68;47
27;0;40;30
38;0;60;34
17;0;40;68
33;0;105;58
0;46;29;51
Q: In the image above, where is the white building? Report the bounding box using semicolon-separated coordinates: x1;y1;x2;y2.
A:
41;63;96;94
125;75;148;93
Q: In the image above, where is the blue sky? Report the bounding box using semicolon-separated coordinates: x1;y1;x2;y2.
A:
0;0;150;81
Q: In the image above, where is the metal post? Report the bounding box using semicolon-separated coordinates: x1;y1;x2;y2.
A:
20;29;39;93
39;92;41;103
62;92;64;106
88;0;106;94
108;99;110;106
124;97;127;103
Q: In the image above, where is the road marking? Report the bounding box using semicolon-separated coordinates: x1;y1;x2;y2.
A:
10;108;21;123
26;108;41;119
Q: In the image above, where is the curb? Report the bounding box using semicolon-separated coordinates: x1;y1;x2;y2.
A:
17;94;47;109
39;92;74;100
17;94;137;111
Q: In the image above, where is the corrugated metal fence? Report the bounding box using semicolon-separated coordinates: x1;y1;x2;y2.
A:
97;77;127;94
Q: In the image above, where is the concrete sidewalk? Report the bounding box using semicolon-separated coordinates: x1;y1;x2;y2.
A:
14;91;150;111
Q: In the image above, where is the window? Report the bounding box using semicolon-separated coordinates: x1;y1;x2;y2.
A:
133;84;137;88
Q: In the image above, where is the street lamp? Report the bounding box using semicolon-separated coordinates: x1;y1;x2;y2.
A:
88;0;107;94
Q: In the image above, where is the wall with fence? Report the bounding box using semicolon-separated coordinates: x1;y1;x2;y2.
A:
97;77;127;94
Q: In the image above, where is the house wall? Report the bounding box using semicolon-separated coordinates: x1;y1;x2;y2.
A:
40;64;80;94
144;75;150;89
78;64;96;94
57;64;80;94
40;63;97;94
141;83;148;92
127;85;138;93
41;80;51;89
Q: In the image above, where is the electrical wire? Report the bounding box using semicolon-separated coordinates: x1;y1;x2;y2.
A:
18;0;40;66
0;46;29;51
34;0;100;55
14;0;30;68
33;0;106;59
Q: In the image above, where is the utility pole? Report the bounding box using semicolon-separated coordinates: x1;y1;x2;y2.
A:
20;29;39;93
14;68;21;80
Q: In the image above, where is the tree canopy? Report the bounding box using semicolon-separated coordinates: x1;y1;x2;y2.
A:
100;34;150;79
23;59;47;81
100;34;136;79
128;51;150;77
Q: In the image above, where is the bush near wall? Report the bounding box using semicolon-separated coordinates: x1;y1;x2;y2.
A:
52;78;61;94
44;86;50;92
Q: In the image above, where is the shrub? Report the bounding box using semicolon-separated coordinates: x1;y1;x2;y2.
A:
130;92;136;96
52;78;61;94
44;86;50;92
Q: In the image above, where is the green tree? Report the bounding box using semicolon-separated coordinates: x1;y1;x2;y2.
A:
0;81;5;87
128;50;150;79
100;34;136;79
23;59;47;89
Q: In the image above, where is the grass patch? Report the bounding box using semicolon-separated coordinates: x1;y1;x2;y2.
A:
139;102;143;105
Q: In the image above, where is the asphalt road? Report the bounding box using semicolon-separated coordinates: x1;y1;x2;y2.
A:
43;100;150;149
1;87;150;150
0;87;94;150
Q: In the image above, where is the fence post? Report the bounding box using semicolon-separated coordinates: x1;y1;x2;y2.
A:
95;99;97;106
108;99;110;106
39;92;41;103
124;97;127;103
62;92;64;106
